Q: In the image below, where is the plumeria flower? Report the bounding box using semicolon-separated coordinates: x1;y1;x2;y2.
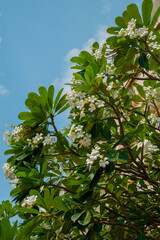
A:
22;195;37;208
43;134;55;146
86;157;94;165
89;103;96;112
99;158;109;168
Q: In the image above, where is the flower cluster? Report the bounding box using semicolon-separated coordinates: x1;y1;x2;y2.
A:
106;64;116;75
67;88;104;119
2;163;19;187
144;86;160;101
92;42;105;60
86;145;109;168
148;113;160;125
27;133;55;149
68;124;91;148
3;125;23;144
3;163;16;180
147;144;159;152
118;19;148;39
21;195;37;208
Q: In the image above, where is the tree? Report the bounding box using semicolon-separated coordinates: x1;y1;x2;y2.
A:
1;0;160;239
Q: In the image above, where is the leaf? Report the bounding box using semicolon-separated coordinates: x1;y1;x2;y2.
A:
89;168;103;190
93;223;102;232
53;196;69;212
151;6;160;26
79;51;95;63
142;0;153;26
122;10;130;25
53;88;64;110
44;188;50;210
127;4;142;25
115;16;127;28
107;27;120;34
18;207;40;215
61;222;72;234
137;233;145;240
113;136;129;149
118;151;129;161
78;190;93;203
105;162;115;175
29;189;45;208
90;123;101;139
71;56;88;65
55;94;67;113
71;211;84;222
139;53;149;71
133;82;146;98
18;112;32;120
78;211;91;226
47;85;54;110
100;124;111;140
125;47;138;62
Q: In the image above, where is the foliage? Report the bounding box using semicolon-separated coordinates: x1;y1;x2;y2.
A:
1;0;160;239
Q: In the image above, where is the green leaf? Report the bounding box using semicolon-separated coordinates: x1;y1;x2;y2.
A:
133;82;146;98
127;4;142;25
107;27;120;34
142;0;153;26
118;151;129;161
78;211;91;226
105;162;115;175
18;112;32;120
89;168;103;190
53;196;69;212
90;123;101;139
71;56;88;65
93;223;102;232
53;88;64;110
100;124;111;140
122;10;130;25
29;189;45;208
125;47;138;62
151;6;160;26
71;211;84;222
139;53;149;71
115;16;127;28
44;188;50;210
137;233;145;240
61;222;72;234
79;51;95;63
47;85;54;110
18;207;40;215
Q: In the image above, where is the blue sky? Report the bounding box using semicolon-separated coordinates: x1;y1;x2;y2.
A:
0;0;141;203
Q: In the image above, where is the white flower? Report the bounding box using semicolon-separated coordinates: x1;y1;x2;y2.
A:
148;144;159;152
99;158;109;168
12;125;23;135
96;100;104;108
89;103;96;112
39;207;46;213
3;163;16;180
86;157;94;165
112;90;119;99
137;27;148;37
22;195;37;208
127;18;136;29
118;28;125;37
96;73;105;78
43;134;55;146
32;133;43;144
3;130;11;141
106;82;114;91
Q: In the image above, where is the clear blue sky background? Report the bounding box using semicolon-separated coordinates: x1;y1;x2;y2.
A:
0;0;141;203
